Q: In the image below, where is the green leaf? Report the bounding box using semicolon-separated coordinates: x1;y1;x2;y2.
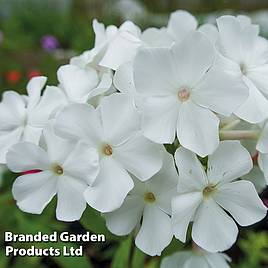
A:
111;237;132;268
0;250;9;268
80;207;120;241
54;248;92;268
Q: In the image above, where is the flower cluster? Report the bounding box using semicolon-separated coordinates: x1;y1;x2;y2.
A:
1;10;268;267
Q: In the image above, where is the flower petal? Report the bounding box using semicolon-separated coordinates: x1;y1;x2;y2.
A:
99;28;141;70
114;135;163;181
0;91;26;130
171;192;203;242
56;175;87;221
160;252;191;268
216;15;259;63
57;64;99;103
235;77;268;123
88;72;112;99
6;142;50;172
215;180;267;226
140;95;179;144
0;127;23;164
167;10;197;42
12;171;57;214
256;122;268;154
113;61;135;94
54;104;103;146
22;125;42;144
205;252;231;268
100;93;140;145
171;31;215;87
28;86;67;127
193;67;248;116
84;157;134;212
207;141;253;184
104;195;144;235
63;142;99;185
175;147;207;193
192;198;238;252
248;64;268;96
198;23;219;44
134;47;178;96
177;101;219;157
146;153;179;214
26;76;47;110
135;205;173;256
258;153;268;184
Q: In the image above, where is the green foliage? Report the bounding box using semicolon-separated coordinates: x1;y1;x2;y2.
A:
111;236;132;268
236;232;268;268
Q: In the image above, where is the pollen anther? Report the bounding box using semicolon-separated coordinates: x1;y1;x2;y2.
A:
103;144;113;156
178;89;190;102
52;164;64;175
144;192;156;203
203;184;217;198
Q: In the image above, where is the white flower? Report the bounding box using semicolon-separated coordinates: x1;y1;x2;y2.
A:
57;63;112;104
161;249;231;268
167;10;198;43
54;93;163;213
140;27;174;48
167;10;219;45
96;19;142;70
134;31;247;156
257;120;268;183
172;141;267;252
0;76;66;163
243;166;267;193
6;125;99;221
113;61;143;108
68;22;114;104
103;153;178;256
216;15;268;123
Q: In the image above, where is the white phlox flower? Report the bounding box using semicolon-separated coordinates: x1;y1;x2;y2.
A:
172;141;267;252
103;153;178;256
0;76;66;163
54;93;164;213
161;247;231;268
167;10;219;45
65;20;116;104
216;15;268;123
134;31;248;156
94;19;142;70
6;124;99;221
113;61;143;108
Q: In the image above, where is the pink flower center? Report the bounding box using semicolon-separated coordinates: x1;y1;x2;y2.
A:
178;89;190;102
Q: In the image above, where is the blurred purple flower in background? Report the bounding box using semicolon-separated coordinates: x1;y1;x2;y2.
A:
41;35;60;51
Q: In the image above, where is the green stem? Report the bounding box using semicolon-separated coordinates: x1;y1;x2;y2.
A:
220;119;241;130
219;130;260;140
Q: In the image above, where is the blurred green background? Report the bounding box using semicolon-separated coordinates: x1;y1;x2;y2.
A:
0;0;268;267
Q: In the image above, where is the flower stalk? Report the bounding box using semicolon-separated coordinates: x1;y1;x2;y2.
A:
219;130;260;141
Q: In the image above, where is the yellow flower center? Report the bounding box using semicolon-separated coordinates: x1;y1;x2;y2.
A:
144;192;156;203
102;144;113;156
203;184;217;198
52;164;64;175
